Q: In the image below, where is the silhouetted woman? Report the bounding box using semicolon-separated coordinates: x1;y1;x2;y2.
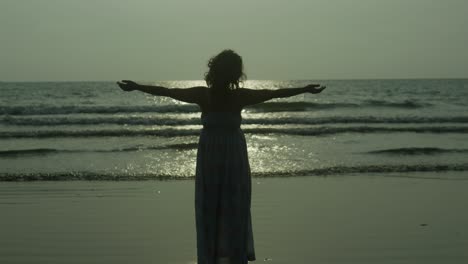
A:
117;49;326;264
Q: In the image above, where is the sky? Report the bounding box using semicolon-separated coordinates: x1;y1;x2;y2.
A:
1;0;467;81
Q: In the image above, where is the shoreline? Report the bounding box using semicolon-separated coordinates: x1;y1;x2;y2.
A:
2;165;468;182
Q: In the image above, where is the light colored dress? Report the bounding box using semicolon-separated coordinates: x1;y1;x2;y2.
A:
195;112;256;264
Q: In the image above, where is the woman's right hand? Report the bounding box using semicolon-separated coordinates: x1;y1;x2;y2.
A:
116;80;139;92
305;84;326;94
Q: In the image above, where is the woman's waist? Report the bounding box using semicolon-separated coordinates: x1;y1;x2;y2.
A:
200;126;245;138
201;125;242;132
202;121;241;127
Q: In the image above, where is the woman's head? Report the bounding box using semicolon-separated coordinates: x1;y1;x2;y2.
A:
204;49;246;90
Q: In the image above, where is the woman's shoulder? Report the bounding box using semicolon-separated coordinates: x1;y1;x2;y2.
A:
235;87;260;96
236;87;253;92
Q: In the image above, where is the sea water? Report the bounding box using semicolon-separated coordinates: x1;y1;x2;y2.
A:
1;79;468;180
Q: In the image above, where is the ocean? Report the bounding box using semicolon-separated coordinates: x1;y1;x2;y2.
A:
1;79;468;181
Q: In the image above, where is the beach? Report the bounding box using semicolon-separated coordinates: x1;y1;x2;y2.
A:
1;174;468;264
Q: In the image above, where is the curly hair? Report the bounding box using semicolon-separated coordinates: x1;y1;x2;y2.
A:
204;49;246;90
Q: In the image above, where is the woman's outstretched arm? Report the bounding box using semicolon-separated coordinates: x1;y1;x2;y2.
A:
238;84;326;107
117;80;207;105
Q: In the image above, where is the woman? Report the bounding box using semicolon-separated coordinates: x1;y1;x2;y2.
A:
117;49;326;264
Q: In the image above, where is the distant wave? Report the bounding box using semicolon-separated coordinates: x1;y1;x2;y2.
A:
254;100;429;112
249;102;359;112
0;100;430;115
1;163;468;181
363;99;429;109
0;105;200;115
0;148;60;156
0;143;199;156
367;147;468;155
1;126;468;138
3;115;468;126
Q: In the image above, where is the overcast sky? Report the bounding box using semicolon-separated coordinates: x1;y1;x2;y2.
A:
1;0;467;81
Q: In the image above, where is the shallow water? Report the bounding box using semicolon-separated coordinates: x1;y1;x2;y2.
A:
1;79;468;180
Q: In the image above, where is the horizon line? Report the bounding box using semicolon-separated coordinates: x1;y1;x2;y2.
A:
1;77;468;83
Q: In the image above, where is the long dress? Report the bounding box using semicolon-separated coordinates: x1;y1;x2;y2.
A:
195;111;256;264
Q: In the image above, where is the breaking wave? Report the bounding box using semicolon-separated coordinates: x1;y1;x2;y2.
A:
1;126;468;138
1;163;468;181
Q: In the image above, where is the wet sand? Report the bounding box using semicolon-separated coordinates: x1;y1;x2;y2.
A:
1;174;468;264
